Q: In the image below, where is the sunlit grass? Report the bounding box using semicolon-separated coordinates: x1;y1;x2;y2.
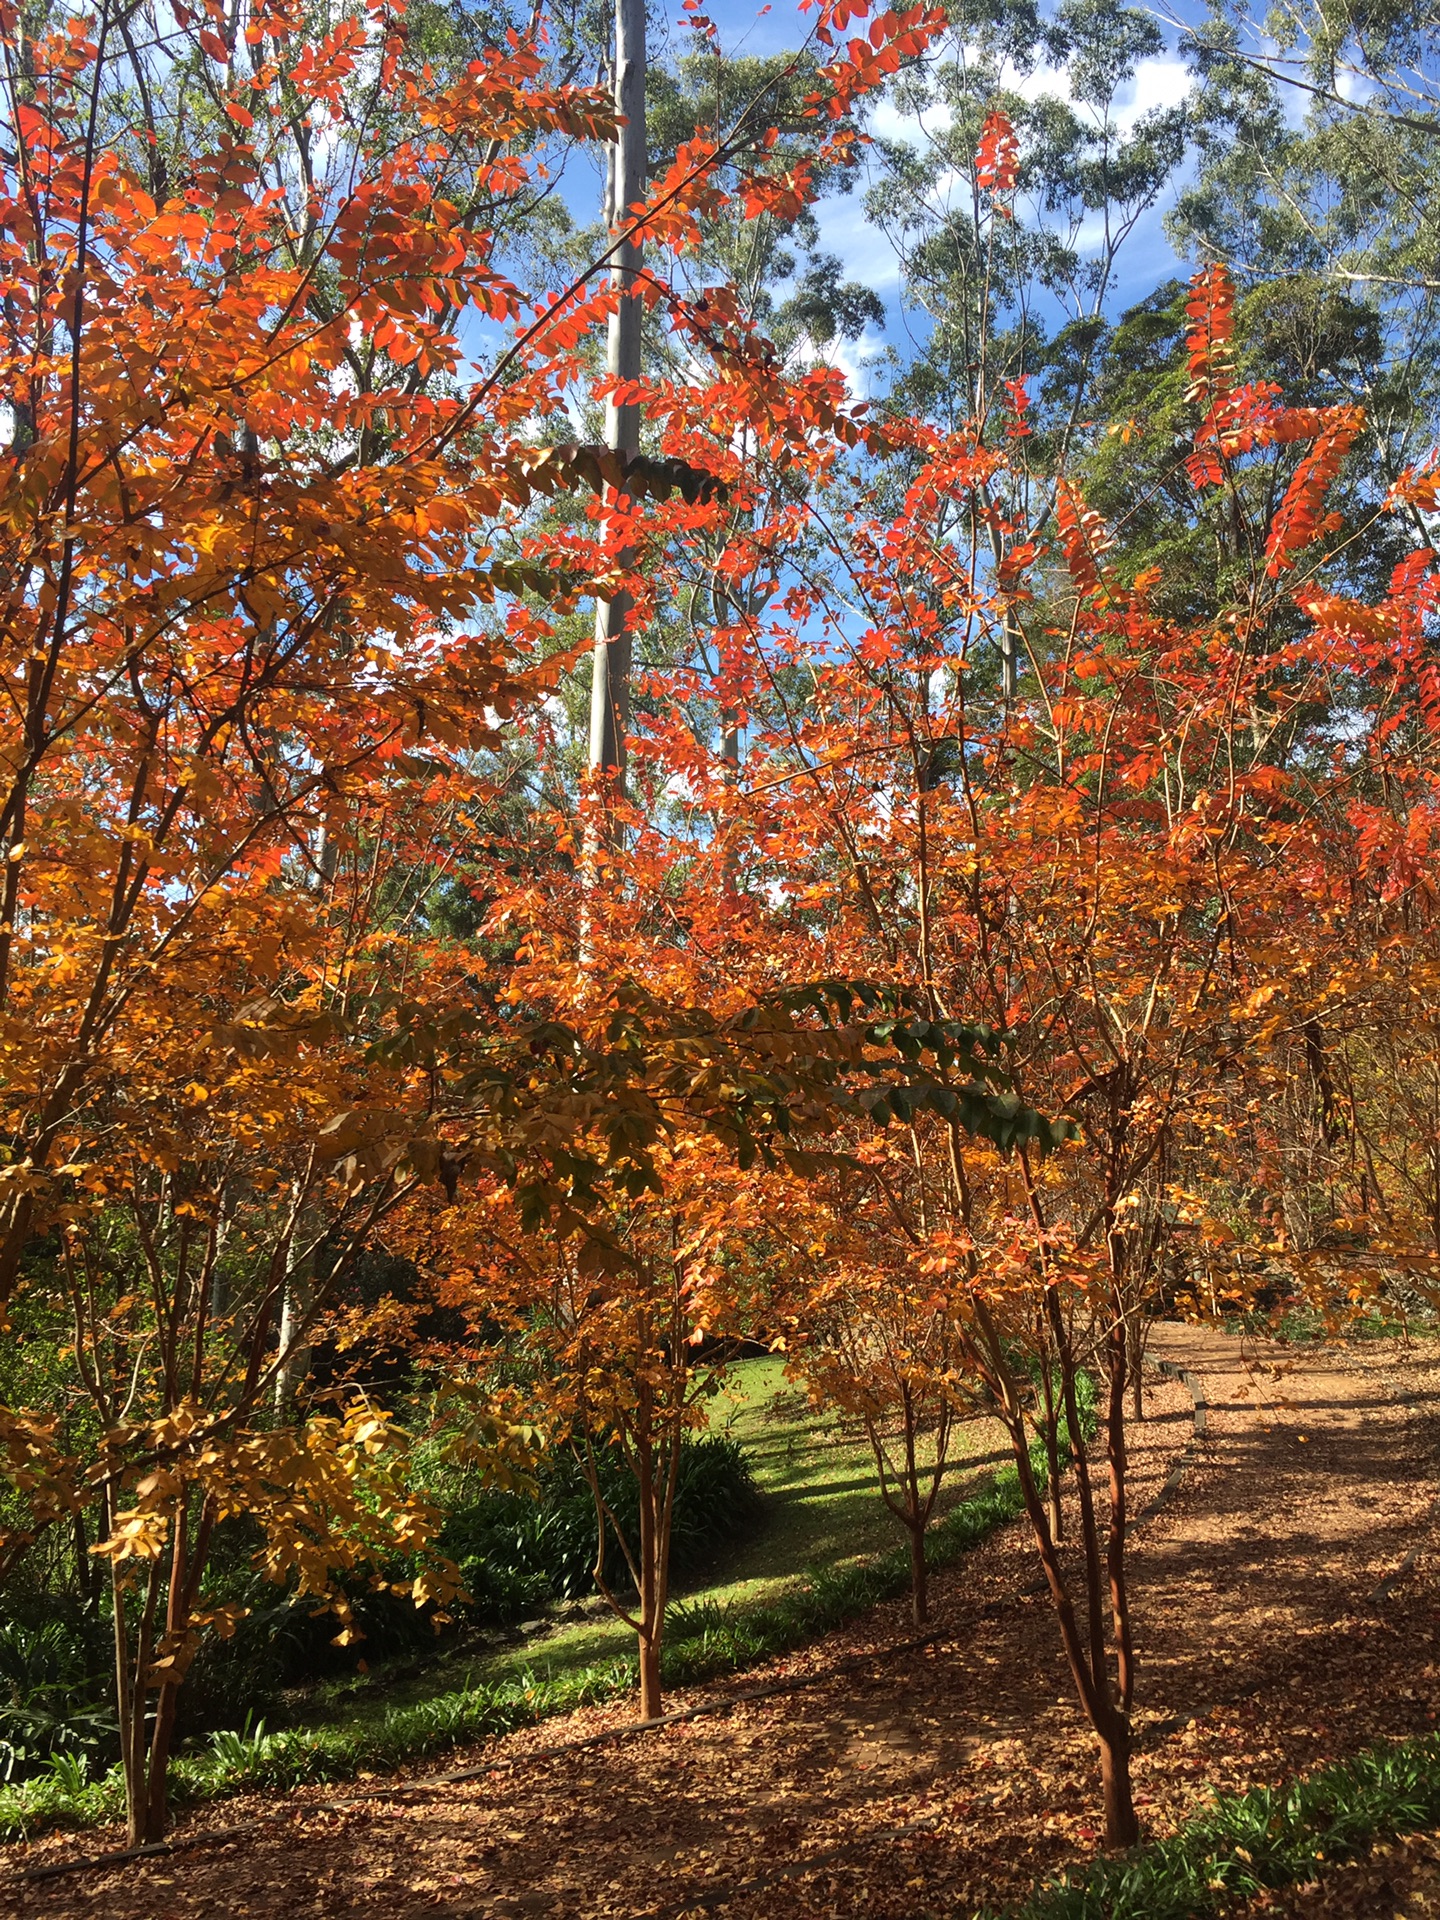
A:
0;1359;1022;1839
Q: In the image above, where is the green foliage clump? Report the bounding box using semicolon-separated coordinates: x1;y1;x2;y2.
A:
1010;1733;1440;1919
442;1432;762;1621
0;1617;115;1781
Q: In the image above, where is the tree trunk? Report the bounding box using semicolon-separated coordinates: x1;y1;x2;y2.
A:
1106;1283;1137;1717
587;0;646;804
1098;1711;1139;1847
638;1626;663;1720
274;1208;315;1415
1046;1456;1064;1543
988;1335;1140;1851
908;1522;929;1626
109;1557;143;1850
1040;1368;1064;1541
273;1260;312;1414
637;1420;663;1719
143;1682;181;1843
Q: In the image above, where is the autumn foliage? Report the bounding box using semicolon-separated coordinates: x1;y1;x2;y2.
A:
2;0;1439;1873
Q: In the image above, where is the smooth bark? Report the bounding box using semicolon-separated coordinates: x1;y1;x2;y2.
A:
587;0;647;803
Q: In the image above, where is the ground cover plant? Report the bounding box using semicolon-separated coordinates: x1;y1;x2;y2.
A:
3;0;1440;1901
0;1363;1082;1836
1010;1732;1440;1920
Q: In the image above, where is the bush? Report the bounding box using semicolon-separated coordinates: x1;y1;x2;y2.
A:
442;1432;762;1623
0;1615;115;1782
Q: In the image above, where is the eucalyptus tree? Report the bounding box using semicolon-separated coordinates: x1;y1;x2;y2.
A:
1173;0;1440;506
860;0;1188;698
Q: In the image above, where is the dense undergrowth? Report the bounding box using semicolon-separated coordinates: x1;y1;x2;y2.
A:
0;1404;1083;1841
440;1431;764;1622
0;1432;759;1793
1008;1731;1440;1918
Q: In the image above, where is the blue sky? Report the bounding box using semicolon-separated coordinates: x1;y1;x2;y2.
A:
635;0;1203;393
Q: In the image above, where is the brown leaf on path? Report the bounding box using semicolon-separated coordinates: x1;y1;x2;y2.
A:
7;1334;1440;1920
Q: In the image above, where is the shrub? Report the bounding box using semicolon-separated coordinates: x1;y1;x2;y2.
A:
0;1616;115;1782
442;1432;762;1622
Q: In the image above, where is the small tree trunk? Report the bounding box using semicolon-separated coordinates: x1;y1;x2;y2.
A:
636;1406;665;1720
109;1557;143;1850
121;1558;162;1848
899;1397;930;1625
143;1682;181;1842
973;1294;1142;1853
1128;1312;1144;1421
638;1626;663;1720
1098;1710;1139;1847
636;1550;663;1720
908;1522;929;1626
273;1258;313;1415
1106;1293;1137;1715
140;1495;202;1843
74;1505;97;1615
1040;1373;1063;1542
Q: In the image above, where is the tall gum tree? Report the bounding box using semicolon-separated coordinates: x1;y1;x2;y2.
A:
586;0;647;812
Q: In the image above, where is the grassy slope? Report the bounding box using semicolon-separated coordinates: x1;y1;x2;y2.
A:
311;1356;1000;1721
705;1356;997;1601
0;1360;1018;1836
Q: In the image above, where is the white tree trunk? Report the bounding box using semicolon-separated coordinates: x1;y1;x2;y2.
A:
587;0;647;797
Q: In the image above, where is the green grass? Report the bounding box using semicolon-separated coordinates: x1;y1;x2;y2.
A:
1006;1730;1440;1919
303;1356;1004;1720
693;1357;1005;1601
0;1362;1067;1841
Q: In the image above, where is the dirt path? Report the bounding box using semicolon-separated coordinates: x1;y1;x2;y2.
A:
7;1329;1439;1920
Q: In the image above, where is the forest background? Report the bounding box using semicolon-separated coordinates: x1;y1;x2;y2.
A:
2;0;1439;1876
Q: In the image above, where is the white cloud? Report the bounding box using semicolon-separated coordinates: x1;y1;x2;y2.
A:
1334;62;1375;106
868;95;955;148
815;322;888;399
1115;54;1192;133
1006;49;1191;134
815;186;904;292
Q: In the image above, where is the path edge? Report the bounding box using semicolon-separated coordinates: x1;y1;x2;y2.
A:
1130;1355;1209;1533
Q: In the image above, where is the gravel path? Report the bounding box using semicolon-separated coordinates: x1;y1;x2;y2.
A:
6;1328;1438;1920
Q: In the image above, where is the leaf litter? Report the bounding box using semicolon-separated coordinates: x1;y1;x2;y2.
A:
5;1331;1439;1920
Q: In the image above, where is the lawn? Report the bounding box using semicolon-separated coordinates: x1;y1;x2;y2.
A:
703;1355;998;1603
306;1356;1003;1726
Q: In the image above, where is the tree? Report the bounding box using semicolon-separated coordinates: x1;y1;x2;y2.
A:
0;0;632;1314
434;1132;750;1719
1174;0;1440;531
587;0;648;808
2;0;963;1833
668;224;1440;1839
861;0;1188;687
767;1146;973;1626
